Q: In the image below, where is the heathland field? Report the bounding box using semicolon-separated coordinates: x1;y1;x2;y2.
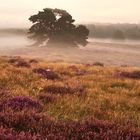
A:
0;56;140;139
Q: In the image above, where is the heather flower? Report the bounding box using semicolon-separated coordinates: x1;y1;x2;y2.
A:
117;71;140;79
33;68;59;80
0;88;11;105
14;60;31;68
8;57;30;68
0;126;44;140
68;65;91;76
1;96;43;111
0;110;54;134
43;84;85;95
0;111;139;140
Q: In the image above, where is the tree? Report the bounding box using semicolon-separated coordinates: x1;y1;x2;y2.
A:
112;30;125;40
28;8;89;47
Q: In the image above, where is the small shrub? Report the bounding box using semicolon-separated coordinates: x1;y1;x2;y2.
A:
14;60;30;68
33;68;59;80
29;59;38;64
0;96;43;111
85;62;104;67
38;93;56;103
0;111;139;140
68;65;79;71
68;65;89;76
0;110;54;134
0;126;43;140
8;57;31;68
8;58;19;64
117;71;140;79
92;62;104;67
43;84;85;95
76;70;87;76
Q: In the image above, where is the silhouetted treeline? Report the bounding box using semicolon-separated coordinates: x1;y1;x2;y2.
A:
87;23;140;40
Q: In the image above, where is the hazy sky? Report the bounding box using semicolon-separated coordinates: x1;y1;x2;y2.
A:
0;0;140;28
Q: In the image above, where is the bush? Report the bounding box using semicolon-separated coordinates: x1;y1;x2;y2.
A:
68;65;79;71
8;58;19;64
0;111;139;140
43;84;85;95
76;70;88;76
37;93;56;103
68;65;89;76
8;58;30;68
29;59;38;64
33;68;59;80
0;110;54;134
0;126;43;140
14;60;30;68
92;62;104;67
117;71;140;79
0;96;43;111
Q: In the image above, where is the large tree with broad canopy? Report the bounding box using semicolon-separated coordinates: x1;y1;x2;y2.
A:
29;8;89;47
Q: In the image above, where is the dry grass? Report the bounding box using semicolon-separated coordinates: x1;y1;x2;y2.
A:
0;56;140;132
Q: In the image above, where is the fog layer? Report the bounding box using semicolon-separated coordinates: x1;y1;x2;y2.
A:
0;33;140;66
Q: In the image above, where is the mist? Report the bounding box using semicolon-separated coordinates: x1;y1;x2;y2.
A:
0;30;140;66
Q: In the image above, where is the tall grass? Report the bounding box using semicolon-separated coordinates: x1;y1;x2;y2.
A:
0;57;139;139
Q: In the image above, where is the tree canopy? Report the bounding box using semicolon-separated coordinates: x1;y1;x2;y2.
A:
29;8;89;47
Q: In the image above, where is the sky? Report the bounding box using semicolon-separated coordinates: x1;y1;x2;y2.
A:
0;0;140;28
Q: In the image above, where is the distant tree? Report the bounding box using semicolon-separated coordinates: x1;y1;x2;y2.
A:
29;8;89;47
112;30;125;40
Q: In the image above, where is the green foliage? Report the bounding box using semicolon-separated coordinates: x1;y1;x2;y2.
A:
29;8;89;47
